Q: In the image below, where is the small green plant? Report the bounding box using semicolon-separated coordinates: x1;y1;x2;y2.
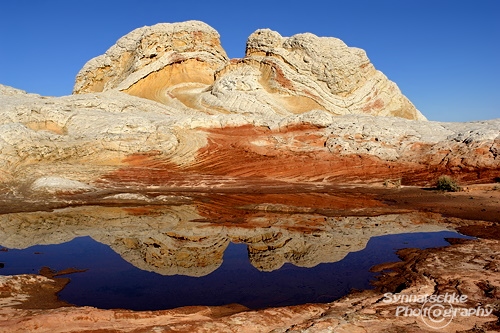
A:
436;175;461;192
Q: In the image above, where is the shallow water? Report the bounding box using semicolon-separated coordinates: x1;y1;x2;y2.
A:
0;230;469;310
0;192;476;310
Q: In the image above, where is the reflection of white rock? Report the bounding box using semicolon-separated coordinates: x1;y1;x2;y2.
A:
0;205;449;276
30;176;94;194
238;214;448;271
103;193;151;201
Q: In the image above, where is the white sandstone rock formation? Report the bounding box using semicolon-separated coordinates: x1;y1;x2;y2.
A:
73;21;425;120
0;21;497;194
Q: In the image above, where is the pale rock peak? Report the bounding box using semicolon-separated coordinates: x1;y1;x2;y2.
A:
74;20;228;95
73;21;425;120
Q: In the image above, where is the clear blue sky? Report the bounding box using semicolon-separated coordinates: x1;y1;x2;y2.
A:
1;0;498;122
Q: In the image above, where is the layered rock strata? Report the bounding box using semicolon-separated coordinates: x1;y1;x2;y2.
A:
1;21;498;195
73;21;424;120
0;20;499;333
0;86;498;195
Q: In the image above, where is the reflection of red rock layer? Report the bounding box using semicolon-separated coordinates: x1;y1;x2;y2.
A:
196;192;380;215
102;124;498;188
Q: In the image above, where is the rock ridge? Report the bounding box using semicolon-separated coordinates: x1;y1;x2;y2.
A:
74;21;228;94
74;20;425;120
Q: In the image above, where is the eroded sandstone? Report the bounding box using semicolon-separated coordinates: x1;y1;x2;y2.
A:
73;21;424;120
0;20;499;333
1;21;499;196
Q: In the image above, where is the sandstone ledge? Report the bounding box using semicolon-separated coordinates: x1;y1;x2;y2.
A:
0;90;498;194
0;21;498;194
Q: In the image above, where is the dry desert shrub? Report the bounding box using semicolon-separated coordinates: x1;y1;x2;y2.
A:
436;175;461;192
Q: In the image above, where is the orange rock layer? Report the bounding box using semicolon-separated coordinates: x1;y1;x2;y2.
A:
101;124;499;188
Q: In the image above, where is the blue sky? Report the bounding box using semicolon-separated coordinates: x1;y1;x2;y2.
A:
0;0;498;122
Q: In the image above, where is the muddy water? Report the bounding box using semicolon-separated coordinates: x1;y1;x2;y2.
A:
0;190;474;310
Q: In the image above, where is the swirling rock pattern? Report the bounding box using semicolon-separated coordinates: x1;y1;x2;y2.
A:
0;21;499;333
0;20;498;200
74;21;424;120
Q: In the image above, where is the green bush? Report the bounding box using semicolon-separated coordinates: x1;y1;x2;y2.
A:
436;175;461;192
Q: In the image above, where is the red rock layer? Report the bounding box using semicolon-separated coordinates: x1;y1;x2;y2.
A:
101;124;497;189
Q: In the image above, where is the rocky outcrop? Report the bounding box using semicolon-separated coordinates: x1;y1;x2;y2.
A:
73;21;228;98
0;88;498;195
205;29;423;119
0;87;204;186
1;20;499;333
74;21;424;120
1;21;498;196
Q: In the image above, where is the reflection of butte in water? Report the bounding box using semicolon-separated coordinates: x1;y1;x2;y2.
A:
0;204;448;277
